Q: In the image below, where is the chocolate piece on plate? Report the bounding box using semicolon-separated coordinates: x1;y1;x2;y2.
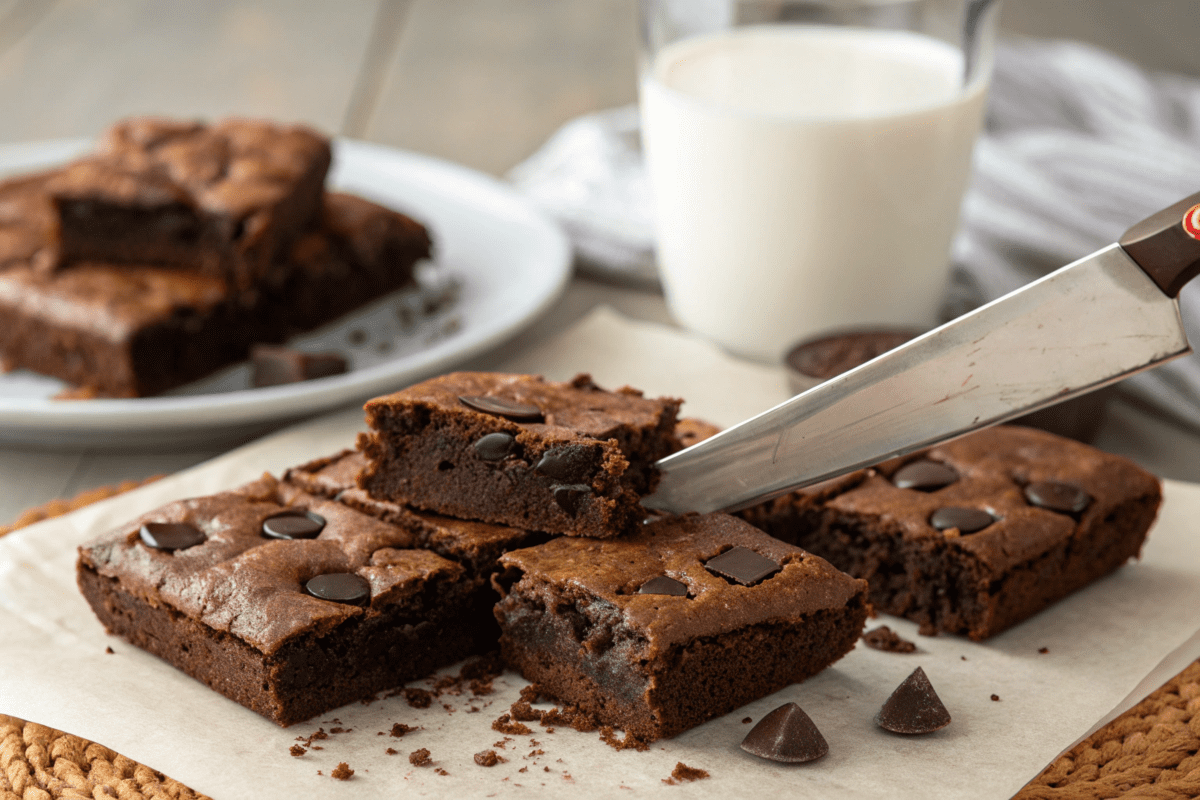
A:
251;345;347;388
875;667;951;734
740;703;828;763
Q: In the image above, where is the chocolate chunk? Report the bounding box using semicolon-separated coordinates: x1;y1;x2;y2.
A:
552;483;592;516
875;666;951;734
458;395;543;422
705;546;780;586
862;625;917;653
535;444;597;483
930;507;994;534
262;511;326;540
139;521;205;551
638;576;688;596
474;432;516;461
250;345;347;388
1024;481;1091;514
740;702;828;763
893;460;958;491
305;573;371;606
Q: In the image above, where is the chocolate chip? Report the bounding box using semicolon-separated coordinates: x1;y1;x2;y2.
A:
534;445;597;483
459;395;543;422
1024;481;1091;514
551;483;591;516
638;576;688;596
474;432;516;461
705;546;780;586
262;511;326;540
305;573;371;606
740;703;828;763
875;666;951;734
930;507;994;534
139;522;205;551
893;460;958;491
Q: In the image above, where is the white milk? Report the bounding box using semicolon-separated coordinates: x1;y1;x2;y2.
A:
641;25;988;361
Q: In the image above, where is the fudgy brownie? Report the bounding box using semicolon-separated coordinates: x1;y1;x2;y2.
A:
0;192;429;396
357;373;681;538
0;171;57;273
742;426;1162;640
77;474;488;727
492;512;868;743
47;118;331;291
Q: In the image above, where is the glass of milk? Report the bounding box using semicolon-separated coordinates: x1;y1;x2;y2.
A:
639;0;998;362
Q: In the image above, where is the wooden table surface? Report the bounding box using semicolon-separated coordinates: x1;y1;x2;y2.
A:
2;0;1199;526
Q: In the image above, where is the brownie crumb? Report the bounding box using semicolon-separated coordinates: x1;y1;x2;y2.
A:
390;722;418;738
409;748;432;767
405;688;434;708
435;768;449;776
470;678;495;696
492;713;532;736
1038;647;1049;654
991;694;1001;702
600;726;649;752
386;748;398;755
289;744;305;757
474;750;505;767
519;685;543;704
862;625;917;653
961;656;967;661
663;762;709;785
329;726;350;734
544;766;551;772
742;717;752;724
519;767;528;773
105;646;114;654
511;701;542;722
331;762;354;781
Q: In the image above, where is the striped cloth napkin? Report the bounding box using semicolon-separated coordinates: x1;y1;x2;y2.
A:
509;39;1200;428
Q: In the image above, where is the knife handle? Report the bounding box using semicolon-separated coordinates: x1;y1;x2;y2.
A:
1120;190;1200;297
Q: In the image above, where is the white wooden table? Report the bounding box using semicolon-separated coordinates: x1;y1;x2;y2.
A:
2;0;1199;526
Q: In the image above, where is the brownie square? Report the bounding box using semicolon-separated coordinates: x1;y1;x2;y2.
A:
0;171;57;274
741;425;1162;640
357;373;682;538
47;118;331;291
493;512;868;743
76;474;489;727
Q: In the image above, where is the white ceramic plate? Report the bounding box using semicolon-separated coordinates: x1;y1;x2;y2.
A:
0;139;572;448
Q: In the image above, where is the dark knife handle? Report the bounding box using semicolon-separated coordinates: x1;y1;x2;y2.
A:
1120;190;1200;297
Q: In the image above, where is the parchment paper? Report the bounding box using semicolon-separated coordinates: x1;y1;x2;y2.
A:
3;306;1200;799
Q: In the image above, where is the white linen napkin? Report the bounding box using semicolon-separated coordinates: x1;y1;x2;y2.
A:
509;39;1200;427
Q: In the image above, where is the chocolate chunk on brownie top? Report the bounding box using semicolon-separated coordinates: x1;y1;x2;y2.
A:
492;512;868;743
742;425;1161;640
48;117;331;291
357;373;681;538
77;474;489;726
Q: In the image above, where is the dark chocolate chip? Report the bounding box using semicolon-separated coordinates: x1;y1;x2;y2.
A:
705;546;781;586
139;522;205;551
474;432;517;461
458;395;543;422
875;666;952;734
551;483;592;516
638;576;688;596
1024;480;1091;514
930;507;994;534
262;511;326;540
893;460;958;491
305;573;371;606
534;444;597;483
740;702;828;763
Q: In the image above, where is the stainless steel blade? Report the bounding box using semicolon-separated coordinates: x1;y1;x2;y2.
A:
644;244;1190;514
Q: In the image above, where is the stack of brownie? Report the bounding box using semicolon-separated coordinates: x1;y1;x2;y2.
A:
0;117;432;397
75;371;1161;743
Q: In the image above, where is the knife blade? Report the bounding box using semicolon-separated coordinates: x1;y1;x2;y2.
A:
643;190;1200;515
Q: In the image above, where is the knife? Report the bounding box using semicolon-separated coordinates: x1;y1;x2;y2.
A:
643;190;1200;515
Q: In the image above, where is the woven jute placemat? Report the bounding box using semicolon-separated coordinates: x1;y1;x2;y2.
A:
4;480;1199;798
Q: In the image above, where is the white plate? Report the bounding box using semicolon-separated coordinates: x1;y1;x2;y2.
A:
0;139;572;448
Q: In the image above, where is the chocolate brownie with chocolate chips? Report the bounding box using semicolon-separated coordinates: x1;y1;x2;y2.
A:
357;373;681;538
492;512;868;743
742;426;1161;640
76;474;488;726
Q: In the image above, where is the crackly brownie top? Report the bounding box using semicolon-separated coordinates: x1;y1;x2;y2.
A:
825;425;1162;572
364;372;681;449
0;171;57;273
50;117;330;222
284;450;540;569
498;512;865;657
0;261;228;343
78;474;463;656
